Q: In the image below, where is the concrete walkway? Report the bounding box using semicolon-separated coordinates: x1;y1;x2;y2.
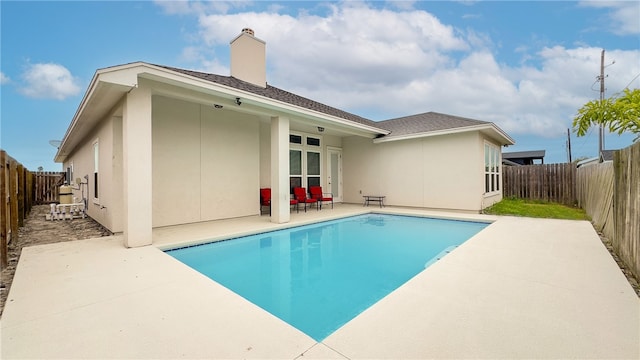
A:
1;205;638;359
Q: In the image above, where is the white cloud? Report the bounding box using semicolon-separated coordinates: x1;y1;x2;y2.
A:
166;2;640;139
0;72;10;84
580;1;640;35
19;63;81;100
154;0;250;15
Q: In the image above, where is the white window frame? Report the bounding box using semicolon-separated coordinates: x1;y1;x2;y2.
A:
289;132;323;193
484;142;501;195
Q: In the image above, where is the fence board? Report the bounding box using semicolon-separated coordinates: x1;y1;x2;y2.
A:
503;163;576;205
0;151;62;270
33;172;65;204
0;151;8;269
576;162;614;234
577;142;640;281
613;142;640;279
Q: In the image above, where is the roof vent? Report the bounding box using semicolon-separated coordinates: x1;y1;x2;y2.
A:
241;28;254;36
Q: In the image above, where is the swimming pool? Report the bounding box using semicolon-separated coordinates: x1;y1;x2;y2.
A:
166;214;488;341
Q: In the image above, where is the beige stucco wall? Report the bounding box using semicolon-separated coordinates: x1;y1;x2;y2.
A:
152;95;260;227
343;131;502;212
63;109;122;231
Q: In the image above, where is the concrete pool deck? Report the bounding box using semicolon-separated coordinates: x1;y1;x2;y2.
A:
1;205;638;359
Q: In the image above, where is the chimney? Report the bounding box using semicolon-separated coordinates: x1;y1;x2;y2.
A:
230;28;266;88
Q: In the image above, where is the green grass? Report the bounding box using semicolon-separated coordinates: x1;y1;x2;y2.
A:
484;197;590;220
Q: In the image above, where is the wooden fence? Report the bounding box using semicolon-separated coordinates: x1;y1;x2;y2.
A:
33;171;66;204
577;141;640;280
502;163;577;205
0;149;65;270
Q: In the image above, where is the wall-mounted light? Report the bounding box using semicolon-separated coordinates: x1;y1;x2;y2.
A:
235;97;242;106
317;126;325;132
213;104;223;109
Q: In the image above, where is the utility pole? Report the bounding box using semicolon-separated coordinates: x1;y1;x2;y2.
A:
567;128;572;163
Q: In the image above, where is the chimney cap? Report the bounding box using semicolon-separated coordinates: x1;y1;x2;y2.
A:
241;28;254;36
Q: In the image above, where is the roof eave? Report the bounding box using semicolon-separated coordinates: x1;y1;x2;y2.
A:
373;123;515;145
55;63;144;163
138;65;390;137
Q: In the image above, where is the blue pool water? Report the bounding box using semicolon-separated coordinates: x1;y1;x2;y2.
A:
166;214;487;341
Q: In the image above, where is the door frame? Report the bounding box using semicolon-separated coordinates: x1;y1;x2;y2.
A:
326;146;343;203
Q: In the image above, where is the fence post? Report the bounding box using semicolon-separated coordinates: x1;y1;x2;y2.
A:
9;158;18;243
0;150;8;270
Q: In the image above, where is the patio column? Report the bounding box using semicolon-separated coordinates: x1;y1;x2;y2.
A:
271;116;290;223
122;84;153;247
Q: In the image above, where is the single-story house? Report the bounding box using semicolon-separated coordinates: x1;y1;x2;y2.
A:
54;28;514;247
502;150;545;165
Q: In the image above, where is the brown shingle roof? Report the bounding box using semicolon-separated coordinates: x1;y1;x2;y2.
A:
155;64;380;129
376;112;489;137
151;64;511;144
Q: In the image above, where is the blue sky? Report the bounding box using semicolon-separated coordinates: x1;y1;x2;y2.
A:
1;0;639;170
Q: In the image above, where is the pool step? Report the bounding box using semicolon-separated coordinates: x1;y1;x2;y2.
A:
424;245;458;268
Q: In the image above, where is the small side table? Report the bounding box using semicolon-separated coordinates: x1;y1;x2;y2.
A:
363;195;385;208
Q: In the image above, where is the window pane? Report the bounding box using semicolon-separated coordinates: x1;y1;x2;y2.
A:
307;177;320;188
290;177;302;194
307;137;320;146
94;172;99;198
290;150;302;175
307;152;320;175
289;134;302;144
496;174;500;191
485;174;490;193
485;144;490;172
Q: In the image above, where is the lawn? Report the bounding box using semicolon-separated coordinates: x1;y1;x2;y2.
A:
484;197;590;220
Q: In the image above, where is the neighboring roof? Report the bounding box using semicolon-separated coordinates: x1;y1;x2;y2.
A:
503;150;546;159
577;157;599;167
600;149;616;162
502;159;521;166
156;65;379;130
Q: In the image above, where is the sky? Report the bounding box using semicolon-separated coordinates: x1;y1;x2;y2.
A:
1;0;639;171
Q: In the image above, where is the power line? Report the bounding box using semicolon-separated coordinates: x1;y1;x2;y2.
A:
622;72;640;90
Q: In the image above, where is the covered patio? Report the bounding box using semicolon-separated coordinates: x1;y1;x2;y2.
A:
2;204;638;359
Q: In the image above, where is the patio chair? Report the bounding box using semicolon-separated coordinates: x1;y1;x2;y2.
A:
290;198;299;213
310;186;333;209
293;187;318;212
260;188;271;215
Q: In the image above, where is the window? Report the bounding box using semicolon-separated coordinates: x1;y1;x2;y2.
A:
307;151;320;188
290;149;302;194
306;137;320;147
484;143;500;194
289;133;322;194
289;134;302;144
66;162;73;185
93;140;99;201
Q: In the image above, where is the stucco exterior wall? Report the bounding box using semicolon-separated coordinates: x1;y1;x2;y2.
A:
152;95;260;227
343;131;502;212
63;111;120;231
259;121;271;188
